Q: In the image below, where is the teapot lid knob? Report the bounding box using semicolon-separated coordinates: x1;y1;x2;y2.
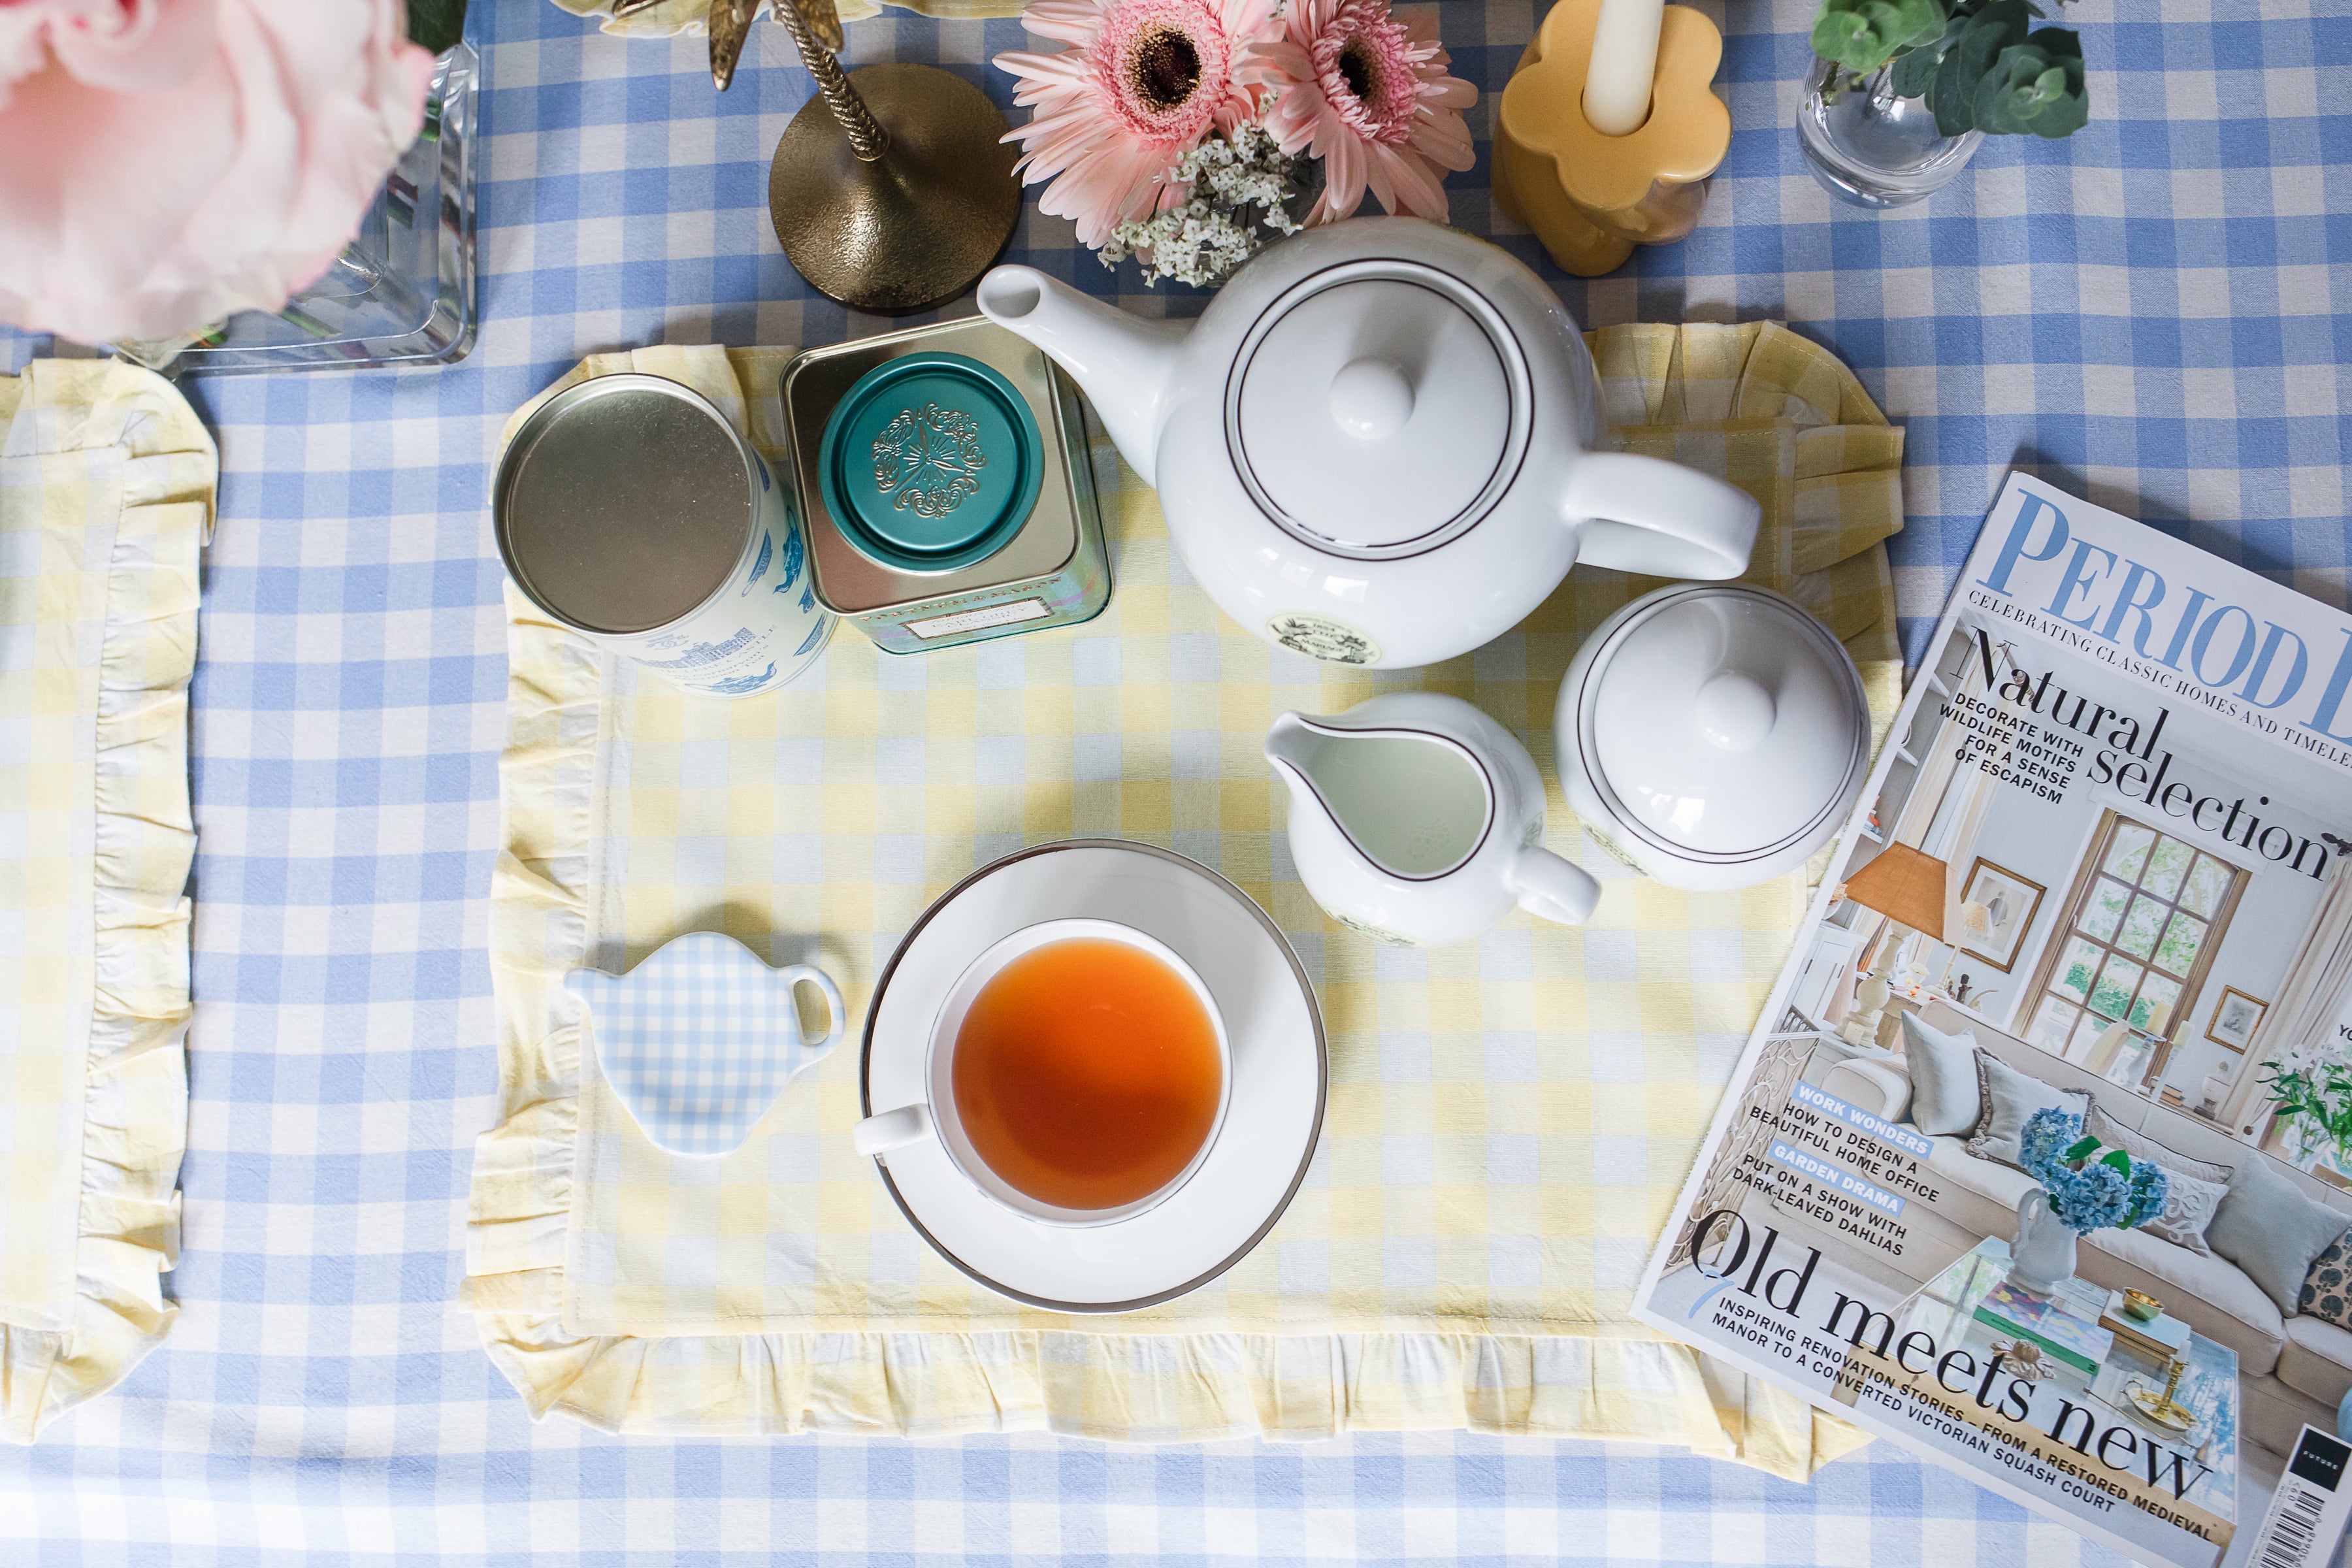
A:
1695;672;1776;751
1329;357;1415;442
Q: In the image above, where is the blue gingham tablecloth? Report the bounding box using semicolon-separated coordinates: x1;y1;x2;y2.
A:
1;0;2345;1561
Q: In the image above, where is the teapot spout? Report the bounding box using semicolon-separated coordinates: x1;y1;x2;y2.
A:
977;265;1184;489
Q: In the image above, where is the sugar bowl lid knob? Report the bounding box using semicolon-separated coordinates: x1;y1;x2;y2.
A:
1695;672;1776;751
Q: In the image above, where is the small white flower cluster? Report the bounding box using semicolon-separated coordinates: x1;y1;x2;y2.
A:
1099;125;1304;289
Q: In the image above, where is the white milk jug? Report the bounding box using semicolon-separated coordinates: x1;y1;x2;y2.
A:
1265;692;1598;948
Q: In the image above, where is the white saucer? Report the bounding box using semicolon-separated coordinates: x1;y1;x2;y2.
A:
862;839;1327;1312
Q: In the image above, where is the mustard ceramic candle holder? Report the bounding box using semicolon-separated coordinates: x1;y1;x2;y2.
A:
1495;0;1733;277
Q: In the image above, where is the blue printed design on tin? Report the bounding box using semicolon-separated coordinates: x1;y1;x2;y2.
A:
800;583;816;613
704;662;777;695
746;531;773;591
772;523;803;595
642;627;759;672
793;618;828;657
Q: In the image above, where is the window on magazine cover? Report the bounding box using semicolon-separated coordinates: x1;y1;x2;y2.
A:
2022;809;2249;1085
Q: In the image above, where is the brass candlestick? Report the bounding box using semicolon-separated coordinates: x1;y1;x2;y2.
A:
2129;1356;2196;1433
1495;0;1732;278
764;0;1022;315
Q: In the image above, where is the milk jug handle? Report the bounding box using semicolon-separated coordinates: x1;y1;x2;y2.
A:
1509;846;1600;927
1561;452;1760;581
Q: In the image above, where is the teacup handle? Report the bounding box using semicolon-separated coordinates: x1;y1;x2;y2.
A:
777;964;847;1055
1509;846;1601;927
1561;452;1759;581
853;1103;935;1157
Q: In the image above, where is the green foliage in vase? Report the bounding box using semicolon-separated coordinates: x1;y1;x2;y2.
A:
1816;0;2089;139
2262;1056;2352;1169
407;0;469;56
1976;29;2088;136
1810;0;1947;75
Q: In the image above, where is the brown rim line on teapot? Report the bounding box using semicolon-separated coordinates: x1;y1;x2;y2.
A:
977;215;1761;672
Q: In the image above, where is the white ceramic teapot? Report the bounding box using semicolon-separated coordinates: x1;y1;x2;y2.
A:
1554;584;1871;891
975;218;1761;671
1266;692;1599;948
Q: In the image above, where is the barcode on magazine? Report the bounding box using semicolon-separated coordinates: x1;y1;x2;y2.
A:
2259;1484;2325;1568
2251;1429;2352;1568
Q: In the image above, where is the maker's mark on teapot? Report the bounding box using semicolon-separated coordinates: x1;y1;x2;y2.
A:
1267;612;1380;666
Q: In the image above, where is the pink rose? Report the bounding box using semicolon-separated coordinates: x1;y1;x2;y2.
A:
0;0;436;344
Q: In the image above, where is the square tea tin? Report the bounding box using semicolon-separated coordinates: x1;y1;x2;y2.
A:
782;318;1109;653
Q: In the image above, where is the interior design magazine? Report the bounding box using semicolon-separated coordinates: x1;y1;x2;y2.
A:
1633;472;2352;1568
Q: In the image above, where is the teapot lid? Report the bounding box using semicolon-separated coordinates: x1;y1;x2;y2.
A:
1575;585;1869;865
1228;263;1530;559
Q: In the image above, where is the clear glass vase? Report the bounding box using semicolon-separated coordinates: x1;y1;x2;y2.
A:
116;41;479;376
1795;55;1983;209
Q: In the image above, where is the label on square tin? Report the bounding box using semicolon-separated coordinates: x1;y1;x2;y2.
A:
906;598;1051;640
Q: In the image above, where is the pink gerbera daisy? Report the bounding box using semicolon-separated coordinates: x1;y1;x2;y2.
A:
1244;0;1477;225
997;0;1281;248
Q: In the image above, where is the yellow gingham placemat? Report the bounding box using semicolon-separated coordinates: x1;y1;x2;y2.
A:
465;322;1902;1476
0;360;210;1441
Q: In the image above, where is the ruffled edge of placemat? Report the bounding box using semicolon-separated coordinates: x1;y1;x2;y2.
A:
463;338;1888;1479
0;359;210;1443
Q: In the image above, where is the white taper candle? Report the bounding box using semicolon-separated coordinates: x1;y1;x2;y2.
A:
1582;0;1666;136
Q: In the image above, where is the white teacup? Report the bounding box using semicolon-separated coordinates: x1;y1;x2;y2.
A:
853;918;1233;1227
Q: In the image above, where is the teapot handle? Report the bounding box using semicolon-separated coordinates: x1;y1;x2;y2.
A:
1508;846;1601;928
1561;453;1760;580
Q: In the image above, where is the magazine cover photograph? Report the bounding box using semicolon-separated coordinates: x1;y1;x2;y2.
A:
1637;474;2352;1568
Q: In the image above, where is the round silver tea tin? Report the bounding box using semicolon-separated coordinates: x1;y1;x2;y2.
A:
494;373;834;698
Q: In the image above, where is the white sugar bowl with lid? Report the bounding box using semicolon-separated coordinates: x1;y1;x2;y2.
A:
976;216;1761;670
1554;584;1872;891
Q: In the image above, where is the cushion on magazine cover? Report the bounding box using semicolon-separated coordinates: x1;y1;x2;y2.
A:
2083;1104;2235;1186
2278;1315;2352;1407
2079;1106;2235;1255
2086;1221;2288;1375
1897;1011;1982;1137
1966;1051;2089;1169
2209;1155;2352;1318
2298;1228;2352;1330
2138;1167;2232;1256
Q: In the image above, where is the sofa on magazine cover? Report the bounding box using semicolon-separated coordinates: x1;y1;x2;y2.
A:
1819;999;2352;1461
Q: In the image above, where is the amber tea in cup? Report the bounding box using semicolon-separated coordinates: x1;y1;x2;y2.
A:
950;936;1224;1213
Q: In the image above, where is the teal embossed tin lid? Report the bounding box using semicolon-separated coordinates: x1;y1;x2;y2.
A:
819;351;1044;574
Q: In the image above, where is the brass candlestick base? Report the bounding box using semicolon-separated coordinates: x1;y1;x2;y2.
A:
1495;0;1732;278
2128;1357;2197;1433
768;63;1021;315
